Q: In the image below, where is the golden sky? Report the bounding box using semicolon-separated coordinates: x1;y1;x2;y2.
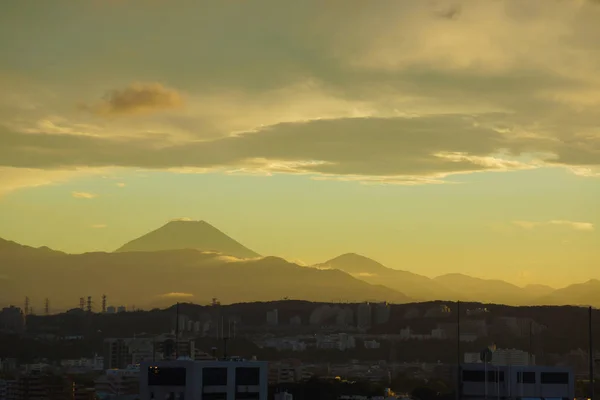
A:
0;0;598;287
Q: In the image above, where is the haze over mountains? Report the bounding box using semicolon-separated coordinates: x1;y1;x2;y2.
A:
1;220;599;311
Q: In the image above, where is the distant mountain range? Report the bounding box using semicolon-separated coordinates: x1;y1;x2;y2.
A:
1;220;598;310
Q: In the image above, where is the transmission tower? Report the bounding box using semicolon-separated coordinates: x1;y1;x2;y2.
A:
44;298;50;316
101;295;107;313
86;296;92;313
24;296;30;315
79;297;85;310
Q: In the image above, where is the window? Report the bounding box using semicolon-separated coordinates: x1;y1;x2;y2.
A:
202;367;228;386
517;372;536;384
462;370;504;382
541;372;569;384
202;395;227;400
235;367;261;386
147;367;187;386
234;394;261;399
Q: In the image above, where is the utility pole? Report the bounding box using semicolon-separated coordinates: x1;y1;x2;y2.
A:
590;306;594;400
456;300;461;400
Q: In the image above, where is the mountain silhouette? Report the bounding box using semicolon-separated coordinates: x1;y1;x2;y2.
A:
115;220;260;258
534;279;600;307
317;253;458;301
0;242;410;310
433;273;539;305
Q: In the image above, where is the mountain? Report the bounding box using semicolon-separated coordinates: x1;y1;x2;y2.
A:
317;253;458;302
115;220;260;259
0;243;411;310
534;279;600;307
433;273;537;305
523;283;555;298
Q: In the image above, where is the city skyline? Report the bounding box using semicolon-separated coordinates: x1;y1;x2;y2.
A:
1;0;599;287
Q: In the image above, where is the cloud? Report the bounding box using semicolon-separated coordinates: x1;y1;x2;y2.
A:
91;224;107;229
170;217;194;222
116;182;126;187
86;82;184;116
1;0;600;190
159;292;194;298
513;220;595;231
72;191;98;199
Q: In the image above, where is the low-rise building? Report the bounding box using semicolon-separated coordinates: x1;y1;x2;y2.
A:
140;358;268;400
460;364;574;400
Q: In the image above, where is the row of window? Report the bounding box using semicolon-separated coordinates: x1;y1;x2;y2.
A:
147;367;261;387
462;370;569;384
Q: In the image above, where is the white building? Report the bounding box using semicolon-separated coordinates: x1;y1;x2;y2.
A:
140;358;268;400
460;364;574;400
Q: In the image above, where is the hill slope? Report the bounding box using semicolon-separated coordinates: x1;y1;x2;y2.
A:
115;220;259;258
317;253;458;301
534;279;600;307
0;245;411;310
433;273;538;305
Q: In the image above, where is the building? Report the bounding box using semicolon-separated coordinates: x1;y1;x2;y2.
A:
460;364;574;400
374;302;390;325
266;309;279;326
106;306;116;314
140;358;268;400
356;303;372;329
95;365;140;397
104;336;195;369
0;306;24;333
268;359;311;384
274;392;293;400
464;349;534;366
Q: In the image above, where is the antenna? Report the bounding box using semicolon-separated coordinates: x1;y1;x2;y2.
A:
589;306;594;400
44;298;50;316
101;295;107;313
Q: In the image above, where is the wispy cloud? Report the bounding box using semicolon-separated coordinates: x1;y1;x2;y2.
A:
91;224;107;229
71;191;98;199
159;292;194;298
513;220;595;231
170;217;193;222
116;182;126;187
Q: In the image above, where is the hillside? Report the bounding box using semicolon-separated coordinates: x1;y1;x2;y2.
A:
534;279;600;307
433;273;542;305
317;253;458;302
0;245;411;311
115;220;260;258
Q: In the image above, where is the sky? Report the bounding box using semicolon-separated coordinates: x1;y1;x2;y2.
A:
0;0;599;288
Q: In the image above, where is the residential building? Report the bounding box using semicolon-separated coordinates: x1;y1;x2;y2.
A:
267;309;279;326
464;349;534;366
95;365;140;397
104;336;195;369
357;303;372;329
374;302;390;325
140;358;268;400
268;359;310;384
460;364;574;400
